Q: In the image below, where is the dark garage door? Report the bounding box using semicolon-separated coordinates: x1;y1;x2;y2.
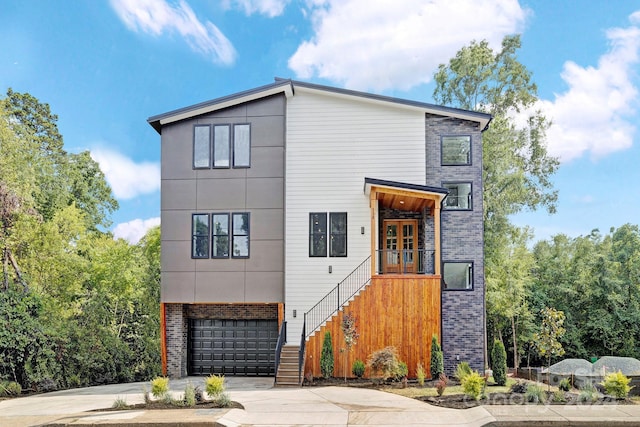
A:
188;319;278;376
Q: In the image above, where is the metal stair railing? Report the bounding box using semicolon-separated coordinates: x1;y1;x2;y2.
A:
274;321;286;385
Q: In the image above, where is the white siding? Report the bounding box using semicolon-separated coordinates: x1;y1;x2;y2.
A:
285;89;426;341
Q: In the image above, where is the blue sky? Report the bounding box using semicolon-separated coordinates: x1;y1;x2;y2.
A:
1;0;639;243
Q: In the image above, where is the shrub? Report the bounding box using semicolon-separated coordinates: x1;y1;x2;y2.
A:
151;377;170;399
205;374;225;398
112;396;128;409
436;373;448;396
352;359;365;378
603;371;631;399
491;340;508;386
461;371;484;400
558;377;571;391
578;383;599;403
525;383;546;404
367;346;400;380
320;331;334;379
454;361;472;382
396;361;408;380
416;363;426;387
184;382;196;407
0;381;21;397
430;335;444;379
215;392;232;407
552;390;566;403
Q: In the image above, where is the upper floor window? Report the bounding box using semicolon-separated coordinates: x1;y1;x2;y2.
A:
443;182;472;210
211;213;229;258
443;261;473;290
193;125;211;168
192;214;210;258
309;212;347;257
232;213;250;258
441;135;471;165
193;124;251;169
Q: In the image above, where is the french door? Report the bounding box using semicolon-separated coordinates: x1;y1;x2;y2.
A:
382;219;418;274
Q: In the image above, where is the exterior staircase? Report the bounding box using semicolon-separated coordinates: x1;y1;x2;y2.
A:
275;345;301;386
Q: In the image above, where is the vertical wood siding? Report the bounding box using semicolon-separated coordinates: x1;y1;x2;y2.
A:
304;275;441;379
285;89;427;342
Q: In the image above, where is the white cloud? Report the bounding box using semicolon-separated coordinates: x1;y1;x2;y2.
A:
288;0;528;91
535;12;640;162
113;217;160;244
90;148;160;200
222;0;290;17
110;0;237;65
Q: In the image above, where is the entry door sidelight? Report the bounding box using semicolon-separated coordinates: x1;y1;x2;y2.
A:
382;219;418;274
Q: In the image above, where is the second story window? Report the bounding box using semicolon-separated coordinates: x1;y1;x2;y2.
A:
441;135;471;165
309;212;347;257
211;213;229;258
309;213;327;257
329;212;347;257
443;182;472;210
192;214;210;258
232;213;250;258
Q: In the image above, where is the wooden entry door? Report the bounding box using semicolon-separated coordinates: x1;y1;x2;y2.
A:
382;219;418;274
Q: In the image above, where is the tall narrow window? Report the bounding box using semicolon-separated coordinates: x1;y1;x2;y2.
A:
443;182;472;210
211;213;229;258
441;135;471;165
232;213;250;258
193;125;210;168
443;262;473;290
309;213;327;257
192;214;209;258
329;212;347;257
213;125;230;168
233;124;251;167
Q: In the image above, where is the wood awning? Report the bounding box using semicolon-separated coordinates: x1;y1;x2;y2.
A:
364;177;448;212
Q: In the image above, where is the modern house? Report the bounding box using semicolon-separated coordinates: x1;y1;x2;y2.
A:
148;78;491;382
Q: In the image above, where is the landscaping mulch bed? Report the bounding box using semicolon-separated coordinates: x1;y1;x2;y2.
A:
96;400;244;411
420;392;634;409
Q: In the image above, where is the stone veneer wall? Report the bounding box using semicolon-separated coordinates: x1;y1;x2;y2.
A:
165;303;279;378
425;114;486;374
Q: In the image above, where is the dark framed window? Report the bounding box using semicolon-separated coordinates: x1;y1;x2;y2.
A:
193;125;211;168
232;213;250;258
192;214;210;258
329;212;347;257
211;213;230;258
443;182;472;210
233;124;251;168
443;261;473;290
213;125;230;168
441;135;471;165
309;213;327;257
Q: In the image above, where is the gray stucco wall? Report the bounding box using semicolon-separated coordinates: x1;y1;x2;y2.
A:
160;94;286;304
425;114;486;374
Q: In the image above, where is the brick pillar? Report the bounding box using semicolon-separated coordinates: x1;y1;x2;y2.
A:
165;303;187;378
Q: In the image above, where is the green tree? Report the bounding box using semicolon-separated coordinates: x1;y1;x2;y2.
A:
491;340;507;386
533;307;565;391
320;331;334;378
430;334;444;379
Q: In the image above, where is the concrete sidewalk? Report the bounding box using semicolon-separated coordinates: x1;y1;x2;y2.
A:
1;378;640;426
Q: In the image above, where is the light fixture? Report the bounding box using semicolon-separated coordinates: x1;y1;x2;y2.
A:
399;200;405;204
361;226;365;235
293;309;297;318
328;265;332;273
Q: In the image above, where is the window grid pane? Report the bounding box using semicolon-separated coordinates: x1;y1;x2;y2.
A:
212;214;230;258
214;125;230;167
442;136;471;165
193;126;210;168
233;124;251;167
192;214;209;258
232;213;249;258
309;213;327;257
329;212;347;257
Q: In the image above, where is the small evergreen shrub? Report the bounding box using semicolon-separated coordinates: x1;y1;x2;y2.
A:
461;371;484;400
396;361;408;380
367;346;400;380
558;378;571;391
491;340;508;386
436;373;448;396
184;382;196;407
525;383;546;404
320;331;334;378
430;334;444;379
205;374;225;398
352;359;365;378
578;383;598;403
552;390;566;403
603;371;631;399
416;363;426;387
454;361;472;382
151;377;170;399
215;392;232;407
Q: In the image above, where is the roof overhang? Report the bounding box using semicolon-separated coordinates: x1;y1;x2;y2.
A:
147;80;294;133
364;177;448;212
